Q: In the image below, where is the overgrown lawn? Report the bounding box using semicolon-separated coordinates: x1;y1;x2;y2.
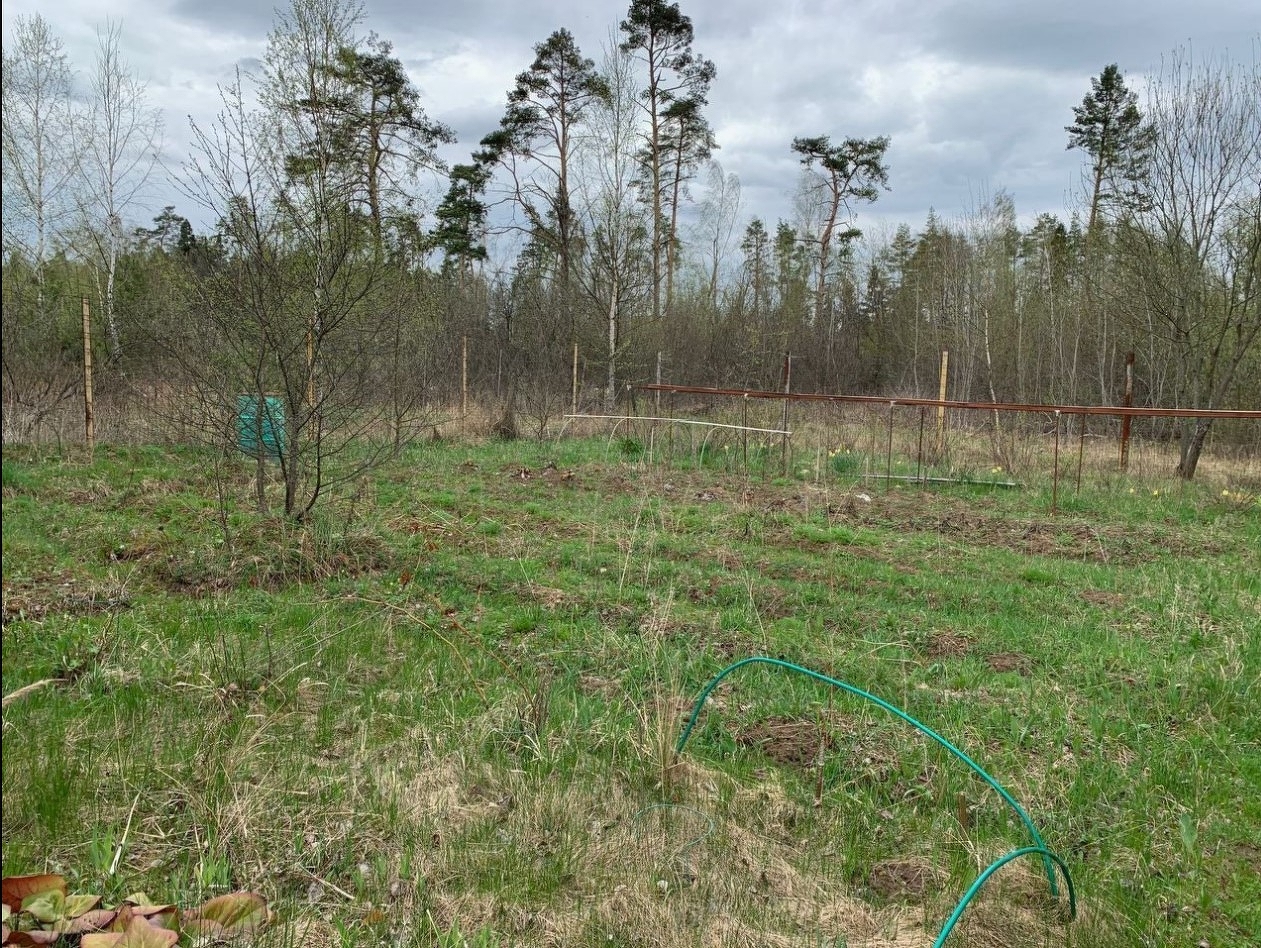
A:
2;439;1258;947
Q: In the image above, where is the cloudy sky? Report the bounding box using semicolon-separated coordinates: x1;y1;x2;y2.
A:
4;0;1257;244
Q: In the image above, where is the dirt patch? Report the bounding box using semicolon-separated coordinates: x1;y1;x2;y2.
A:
691;628;751;660
149;525;392;595
1081;589;1125;608
575;673;618;698
866;859;942;901
1228;840;1261;875
525;585;571;609
685;575;725;605
736;716;833;768
926;631;974;658
747;584;796;620
501;463;578;486
2;574;131;624
986;652;1033;675
819;489;1220;564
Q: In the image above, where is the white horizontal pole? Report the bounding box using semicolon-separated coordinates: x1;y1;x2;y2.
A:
564;414;790;436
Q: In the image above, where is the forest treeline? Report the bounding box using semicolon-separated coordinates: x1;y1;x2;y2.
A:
3;0;1258;509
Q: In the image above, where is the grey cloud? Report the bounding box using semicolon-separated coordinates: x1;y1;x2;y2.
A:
902;0;1256;74
168;0;273;38
6;0;1256;241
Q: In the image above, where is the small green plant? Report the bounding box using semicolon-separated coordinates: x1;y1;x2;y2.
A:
194;853;231;891
434;919;500;948
617;437;644;459
2;460;33;492
56;618;121;686
696;440;726;468
87;833;115;878
0;874;268;946
828;450;860;476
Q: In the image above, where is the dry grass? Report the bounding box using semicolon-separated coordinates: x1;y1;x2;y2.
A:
6;433;1255;947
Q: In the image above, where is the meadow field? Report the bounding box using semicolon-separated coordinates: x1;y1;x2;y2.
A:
2;433;1258;947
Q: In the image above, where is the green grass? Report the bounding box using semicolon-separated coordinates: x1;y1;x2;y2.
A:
2;438;1259;947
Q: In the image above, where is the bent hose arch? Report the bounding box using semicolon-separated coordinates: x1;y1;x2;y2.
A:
674;657;1065;899
934;846;1076;947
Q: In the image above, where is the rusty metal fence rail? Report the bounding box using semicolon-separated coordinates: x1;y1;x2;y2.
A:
615;383;1261;511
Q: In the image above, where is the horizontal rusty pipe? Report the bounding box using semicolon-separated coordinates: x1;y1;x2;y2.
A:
637;383;1261;420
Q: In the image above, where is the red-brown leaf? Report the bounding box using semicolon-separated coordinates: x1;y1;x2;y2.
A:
130;905;175;924
1;876;66;913
4;930;62;945
53;908;118;933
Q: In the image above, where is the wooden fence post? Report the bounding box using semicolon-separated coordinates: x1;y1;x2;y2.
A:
1119;352;1134;471
82;297;95;459
936;349;949;455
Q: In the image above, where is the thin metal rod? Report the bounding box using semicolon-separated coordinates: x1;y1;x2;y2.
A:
885;401;895;490
860;474;1019;487
1052;410;1061;515
916;406;926;485
1120;351;1135;469
741;396;749;469
1076;415;1087;495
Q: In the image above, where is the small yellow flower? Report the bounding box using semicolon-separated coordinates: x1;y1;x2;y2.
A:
1151;489;1160;497
1128;487;1136;494
1222;489;1231;497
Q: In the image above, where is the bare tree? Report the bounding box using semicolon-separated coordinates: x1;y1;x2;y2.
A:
168;35;417;516
1;15;85;438
1112;49;1260;479
690;159;741;312
76;20;163;360
575;41;651;410
2;14;80;288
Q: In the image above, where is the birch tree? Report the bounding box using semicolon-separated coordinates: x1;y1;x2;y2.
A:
77;21;162;360
2;14;80;291
1;15;85;435
576;42;650;410
691;159;741;312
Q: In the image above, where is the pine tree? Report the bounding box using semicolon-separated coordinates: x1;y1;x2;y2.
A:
790;135;890;332
1066;64;1153;231
431;163;491;280
479;29;607;339
619;0;716;322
